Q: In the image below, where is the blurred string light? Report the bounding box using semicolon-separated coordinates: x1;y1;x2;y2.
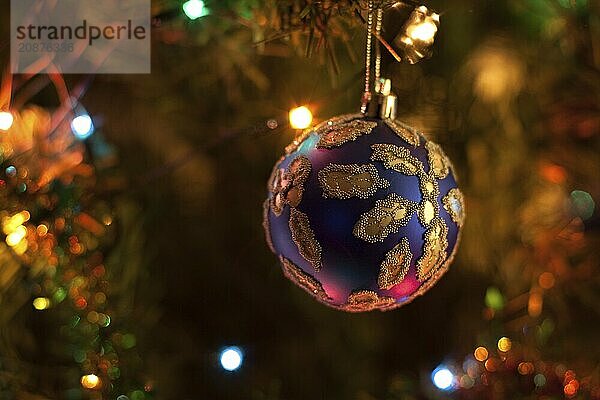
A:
570;190;595;220
80;373;101;389
220;346;243;371
0;111;14;131
497;337;512;352
183;0;210;20
2;210;30;254
432;365;455;391
266;119;278;130
32;297;51;310
0;102;152;395
484;286;505;311
289;106;313;130
534;373;546;387
71;114;94;139
518;362;535;375
474;346;489;362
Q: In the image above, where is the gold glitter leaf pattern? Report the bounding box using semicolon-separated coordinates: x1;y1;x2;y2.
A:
419;175;439;199
385;119;421;147
353;193;418;243
343;290;396;312
425;141;452;179
370;143;423;176
317;120;378;149
280;256;332;303
289;208;322;271
418;200;437;226
269;155;311;216
443;188;465;227
318;163;389;199
416;218;449;281
378;237;412;290
314;114;361;135
417;174;441;228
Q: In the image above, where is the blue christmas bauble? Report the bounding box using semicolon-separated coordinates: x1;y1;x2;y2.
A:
264;114;464;312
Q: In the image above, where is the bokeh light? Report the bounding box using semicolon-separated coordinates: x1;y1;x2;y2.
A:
71;115;95;139
539;272;555;289
497;337;512;352
518;362;534;375
32;297;50;310
485;287;505;311
0;111;14;131
183;0;210;20
474;346;489;362
289;106;313;130
80;374;101;389
432;365;455;390
220;346;243;371
570;190;595;220
534;373;547;387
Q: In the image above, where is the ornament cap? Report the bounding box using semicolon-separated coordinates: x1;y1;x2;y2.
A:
366;78;397;120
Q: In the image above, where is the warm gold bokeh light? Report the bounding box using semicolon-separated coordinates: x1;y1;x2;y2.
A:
81;374;101;389
289;106;313;130
0;111;14;131
6;225;27;247
32;297;50;310
497;337;512;352
474;346;489;361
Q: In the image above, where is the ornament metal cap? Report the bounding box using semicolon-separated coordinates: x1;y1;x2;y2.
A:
366;78;397;120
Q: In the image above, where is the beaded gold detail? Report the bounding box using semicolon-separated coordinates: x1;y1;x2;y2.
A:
353;193;417;243
262;200;276;253
289;207;323;271
318;163;389;199
416;217;449;281
317;120;378;149
343;290;397;312
419;174;439;199
370;143;423;176
425;141;452;179
280;256;332;303
313;114;362;136
384;119;421;147
378;237;412;290
370;143;443;230
269;155;312;216
442;188;465;227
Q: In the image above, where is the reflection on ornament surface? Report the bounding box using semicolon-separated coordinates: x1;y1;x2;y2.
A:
264;115;464;311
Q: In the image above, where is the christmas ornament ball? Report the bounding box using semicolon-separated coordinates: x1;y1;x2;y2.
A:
264;114;464;312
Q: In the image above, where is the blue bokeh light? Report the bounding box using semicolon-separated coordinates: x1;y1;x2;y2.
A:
71;114;94;139
219;346;243;371
432;365;455;391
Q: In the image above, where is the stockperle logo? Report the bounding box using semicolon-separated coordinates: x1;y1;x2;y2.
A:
11;0;151;74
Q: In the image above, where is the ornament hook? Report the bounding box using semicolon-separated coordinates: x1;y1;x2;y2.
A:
361;2;397;119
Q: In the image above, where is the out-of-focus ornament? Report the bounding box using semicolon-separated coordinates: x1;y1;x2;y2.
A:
263;2;462;312
394;5;440;64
